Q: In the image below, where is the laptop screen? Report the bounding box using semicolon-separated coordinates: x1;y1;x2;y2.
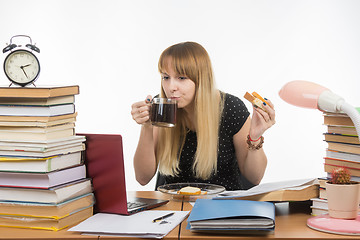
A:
78;133;168;215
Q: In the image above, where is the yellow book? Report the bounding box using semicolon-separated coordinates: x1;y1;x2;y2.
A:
0;206;93;231
0;193;94;219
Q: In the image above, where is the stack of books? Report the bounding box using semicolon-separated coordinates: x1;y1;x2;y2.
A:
0;86;94;231
311;108;360;216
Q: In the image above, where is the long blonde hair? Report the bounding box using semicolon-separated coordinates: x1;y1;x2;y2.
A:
156;42;224;180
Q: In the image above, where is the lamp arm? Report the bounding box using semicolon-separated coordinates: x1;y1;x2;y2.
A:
340;102;360;140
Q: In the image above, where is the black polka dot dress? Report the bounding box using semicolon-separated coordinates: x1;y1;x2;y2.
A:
162;93;251;190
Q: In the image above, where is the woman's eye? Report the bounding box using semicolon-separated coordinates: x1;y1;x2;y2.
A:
179;76;187;80
162;76;169;80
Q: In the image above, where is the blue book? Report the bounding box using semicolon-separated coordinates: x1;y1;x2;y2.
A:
187;199;275;234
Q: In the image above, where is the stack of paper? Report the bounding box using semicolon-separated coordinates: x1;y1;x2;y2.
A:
69;211;190;238
215;178;319;202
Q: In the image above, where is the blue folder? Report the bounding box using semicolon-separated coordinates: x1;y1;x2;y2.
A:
187;199;275;234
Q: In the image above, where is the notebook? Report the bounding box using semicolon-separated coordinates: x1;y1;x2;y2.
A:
77;133;169;215
187;199;275;234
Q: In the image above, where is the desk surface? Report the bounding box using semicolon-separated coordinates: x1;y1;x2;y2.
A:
1;191;359;240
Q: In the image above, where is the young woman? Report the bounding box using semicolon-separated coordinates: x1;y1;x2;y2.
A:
131;42;275;190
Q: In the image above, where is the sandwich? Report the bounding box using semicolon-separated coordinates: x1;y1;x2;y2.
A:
244;91;268;112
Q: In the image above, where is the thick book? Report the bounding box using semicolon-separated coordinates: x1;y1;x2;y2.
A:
0;151;83;173
327;125;357;136
0;123;75;141
0;135;86;152
187;199;275;234
0;95;75;106
0;122;75;132
0;116;75;127
0;164;86;189
327;142;360;155
324;133;359;145
0;178;92;203
0;193;94;218
324;163;360;177
324;158;360;170
323;108;360;126
0;128;74;141
0;104;75;117
0;205;93;231
0;85;79;98
326;149;360;163
0;143;85;157
0;112;77;127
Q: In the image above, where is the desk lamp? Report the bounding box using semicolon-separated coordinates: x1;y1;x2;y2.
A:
278;80;360;139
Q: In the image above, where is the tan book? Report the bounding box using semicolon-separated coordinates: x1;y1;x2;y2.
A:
0;205;93;231
324;164;360;177
323;108;360;126
327;142;360;155
317;178;327;188
324;133;359;144
0;193;94;219
0;112;77;123
0;143;85;157
324;158;360;170
319;187;327;199
0;135;86;152
0;117;76;127
0;127;75;141
327;125;357;136
324;115;354;126
0;122;75;132
0;85;79;98
221;184;319;202
0;95;75;106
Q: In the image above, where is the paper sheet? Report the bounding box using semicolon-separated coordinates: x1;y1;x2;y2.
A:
215;178;318;199
68;210;190;239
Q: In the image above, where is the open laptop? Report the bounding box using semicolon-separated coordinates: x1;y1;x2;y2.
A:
77;133;169;215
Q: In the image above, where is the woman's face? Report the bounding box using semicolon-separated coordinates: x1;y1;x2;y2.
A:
161;65;196;110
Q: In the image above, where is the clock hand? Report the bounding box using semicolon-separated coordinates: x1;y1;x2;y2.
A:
22;64;31;68
20;66;29;79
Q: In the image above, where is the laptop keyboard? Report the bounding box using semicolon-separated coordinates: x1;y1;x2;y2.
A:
127;201;147;209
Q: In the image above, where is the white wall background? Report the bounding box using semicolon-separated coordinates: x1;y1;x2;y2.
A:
0;0;359;191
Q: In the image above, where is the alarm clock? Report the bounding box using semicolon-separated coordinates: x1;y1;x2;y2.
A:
3;35;40;87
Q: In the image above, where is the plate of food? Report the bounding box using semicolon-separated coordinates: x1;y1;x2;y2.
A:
157;183;225;201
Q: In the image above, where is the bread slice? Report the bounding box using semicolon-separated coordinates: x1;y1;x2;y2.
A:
244;92;267;112
252;91;268;104
177;186;202;195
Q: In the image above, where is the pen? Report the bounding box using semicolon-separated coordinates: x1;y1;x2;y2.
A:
152;212;175;223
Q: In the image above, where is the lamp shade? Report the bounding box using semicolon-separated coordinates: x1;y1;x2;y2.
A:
278;80;329;110
279;80;360;139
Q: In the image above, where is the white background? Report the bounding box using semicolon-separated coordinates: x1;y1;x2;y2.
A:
0;0;359;191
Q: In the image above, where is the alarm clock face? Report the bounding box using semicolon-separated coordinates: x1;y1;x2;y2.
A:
3;49;40;87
